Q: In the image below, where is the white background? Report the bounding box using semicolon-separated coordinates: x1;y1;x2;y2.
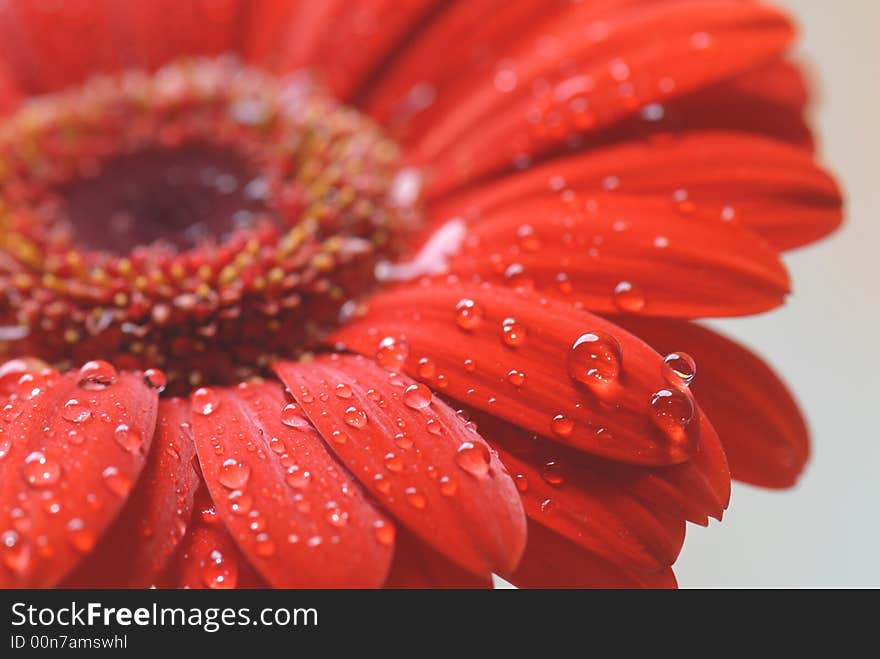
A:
675;0;880;587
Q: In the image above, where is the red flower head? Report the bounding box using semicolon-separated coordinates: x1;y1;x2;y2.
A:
0;0;842;589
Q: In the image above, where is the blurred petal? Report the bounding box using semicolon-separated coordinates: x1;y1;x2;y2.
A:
385;529;493;589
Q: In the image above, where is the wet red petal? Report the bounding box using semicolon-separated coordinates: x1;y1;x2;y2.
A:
0;0;242;94
473;413;684;570
385;529;492;589
330;280;718;467
510;520;677;589
171;517;266;589
64;398;200;587
274;354;527;576
615;317;809;488
0;368;158;587
188;380;393;587
441;193;790;318
409;0;794;195
430;132;841;252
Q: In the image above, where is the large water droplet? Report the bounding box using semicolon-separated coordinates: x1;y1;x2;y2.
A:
344;406;368;429
228;489;253;514
541;460;565;486
404;487;427;509
193;387;221;415
280;403;310;428
23;451;61;488
219;458;251;489
376;336;409;369
115;424;144;454
143;368;167;392
551;414;574;437
384;453;404;473
567;331;622;393
456;442;491;477
61;399;92;424
285;465;310;489
455;298;483;331
403;383;432;410
78;360;118;390
649;388;694;444
102;466;131;497
662;352;696;386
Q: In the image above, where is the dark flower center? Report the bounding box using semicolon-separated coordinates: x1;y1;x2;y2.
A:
0;57;419;391
59;144;269;256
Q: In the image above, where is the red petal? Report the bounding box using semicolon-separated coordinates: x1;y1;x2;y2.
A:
614;317;809;488
0;0;242;94
474;412;684;570
385;529;492;589
244;0;439;101
171;515;266;589
442;192;790;318
510;520;677;589
408;0;794;195
273;354;527;576
330;280;720;466
64;398;200;587
0;368;158;587
189;380;393;587
430;132;841;252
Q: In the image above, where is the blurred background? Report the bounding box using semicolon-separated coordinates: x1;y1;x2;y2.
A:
675;0;880;587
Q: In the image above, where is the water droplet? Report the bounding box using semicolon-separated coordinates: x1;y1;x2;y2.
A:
344;406;367;428
228;489;253;514
439;476;458;496
456;442;491;477
376;336;409;369
102;466;131;497
463;358;476;372
551;414;574;437
144;368;167;392
417;357;436;379
649;389;694;444
61;399;91;424
507;369;526;387
327;506;349;528
255;533;276;557
78;360;118;390
500;318;527;347
219;458;251;489
280;403;310;428
202;549;237;588
374;520;395;545
541;460;565;486
193;387;221;415
23;451;61;487
335;383;353;399
567;331;622;393
285;466;310;489
662;352;696;386
404;487;427;509
514;474;529;492
403;383;432;409
613;281;646;312
66;518;95;552
455;298;483;331
394;432;413;449
115;424;143;454
517;224;540;252
384;453;404;473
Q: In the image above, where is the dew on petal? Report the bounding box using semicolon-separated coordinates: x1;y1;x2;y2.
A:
344;406;368;428
612;281;646;312
228;489;253;515
218;458;251;489
144;368;167;392
376;336;409;369
455;441;491;478
114;423;144;454
202;548;237;589
567;331;622;394
507;369;526;387
61;399;92;424
101;466;131;497
66;518;95;552
455;298;483;331
500;317;527;347
192;387;221;415
285;466;310;489
280;403;310;428
541;460;565;486
439;476;458;496
373;520;395;545
662;352;696;386
649;388;695;444
334;383;353;399
551;414;574;437
23;451;61;488
403;383;432;410
78;360;118;390
384;452;404;473
404;486;427;509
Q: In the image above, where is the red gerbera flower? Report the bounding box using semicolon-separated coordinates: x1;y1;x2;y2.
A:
0;0;842;589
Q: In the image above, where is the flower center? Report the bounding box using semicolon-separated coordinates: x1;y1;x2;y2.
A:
0;57;419;391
